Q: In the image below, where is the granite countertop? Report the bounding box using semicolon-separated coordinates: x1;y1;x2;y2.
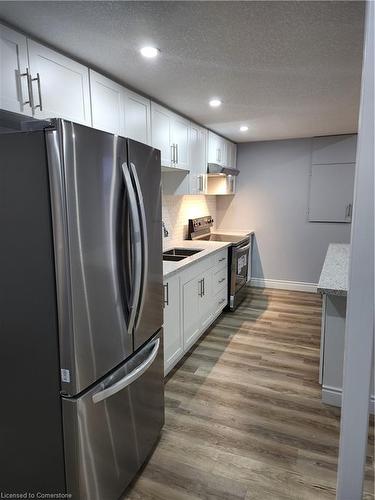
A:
162;239;231;279
317;244;350;296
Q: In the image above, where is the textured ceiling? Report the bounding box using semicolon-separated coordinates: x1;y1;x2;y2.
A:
0;1;365;142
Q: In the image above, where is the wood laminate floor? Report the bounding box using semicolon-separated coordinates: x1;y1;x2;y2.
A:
124;288;374;500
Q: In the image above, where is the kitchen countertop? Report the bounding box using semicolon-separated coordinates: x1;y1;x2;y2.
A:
162;239;231;279
317;243;350;296
213;229;254;237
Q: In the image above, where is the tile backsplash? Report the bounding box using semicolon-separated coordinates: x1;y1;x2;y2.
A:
162;194;216;242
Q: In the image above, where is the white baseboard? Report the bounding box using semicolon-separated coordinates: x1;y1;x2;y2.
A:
249;277;318;293
322;385;375;414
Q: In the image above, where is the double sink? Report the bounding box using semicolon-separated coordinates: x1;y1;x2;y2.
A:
163;248;202;262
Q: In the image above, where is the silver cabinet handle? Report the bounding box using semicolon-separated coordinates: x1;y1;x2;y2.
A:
219;257;226;262
121;162;142;335
346;203;353;219
20;68;32;107
171;144;175;164
348;203;352;218
218;277;225;284
202;277;205;296
32;72;43;110
92;338;160;404
218;298;226;305
198;175;203;192
198;279;203;297
175;143;178;164
164;283;169;306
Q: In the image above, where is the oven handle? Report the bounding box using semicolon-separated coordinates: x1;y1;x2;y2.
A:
234;242;251;254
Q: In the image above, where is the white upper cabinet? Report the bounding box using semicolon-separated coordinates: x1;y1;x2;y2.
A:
171;115;190;170
90;70;151;143
27;40;91;125
151;103;190;169
226;141;237;169
151;103;172;166
189;123;207;194
123;89;151;145
90;70;124;135
312;135;357;165
0;24;31;116
208;131;226;166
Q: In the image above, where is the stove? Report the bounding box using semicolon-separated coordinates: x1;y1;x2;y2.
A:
188;216;252;311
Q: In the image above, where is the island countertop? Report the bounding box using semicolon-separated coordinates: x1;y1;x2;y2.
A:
317;243;350;296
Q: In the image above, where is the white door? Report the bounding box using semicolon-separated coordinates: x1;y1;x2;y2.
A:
151;103;172;166
124;89;151;145
163;275;182;374
226;141;237;169
199;269;214;330
27;40;91;125
90;70;124;135
172;116;190;170
308;163;356;222
208;131;225;165
183;278;201;350
189;124;207;194
0;24;31;115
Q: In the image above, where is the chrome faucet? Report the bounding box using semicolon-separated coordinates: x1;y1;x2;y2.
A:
162;221;169;238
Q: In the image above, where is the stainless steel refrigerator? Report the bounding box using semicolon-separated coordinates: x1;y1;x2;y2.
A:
0;111;164;499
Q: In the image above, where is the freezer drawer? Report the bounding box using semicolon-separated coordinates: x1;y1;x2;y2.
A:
62;331;164;500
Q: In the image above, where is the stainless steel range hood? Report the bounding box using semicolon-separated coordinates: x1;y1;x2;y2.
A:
207;163;240;176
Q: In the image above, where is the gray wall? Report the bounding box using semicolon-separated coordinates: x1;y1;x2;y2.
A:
216;138;352;284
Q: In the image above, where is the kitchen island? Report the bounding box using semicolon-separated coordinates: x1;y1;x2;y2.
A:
318;244;374;411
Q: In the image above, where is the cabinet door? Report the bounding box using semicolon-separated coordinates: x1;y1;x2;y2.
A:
189;124;207;194
151;103;172;166
163;275;182;375
27;40;91;125
312;135;357;165
199;269;214;330
208;131;225;165
308;163;355;222
124;89;151;145
90;70;124;135
0;24;31;115
172;116;190;170
226;141;237;169
183;278;201;350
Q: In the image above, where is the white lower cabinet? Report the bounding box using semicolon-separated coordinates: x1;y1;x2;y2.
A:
163;274;183;375
163;249;228;375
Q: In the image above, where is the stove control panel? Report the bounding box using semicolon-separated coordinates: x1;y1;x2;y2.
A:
188;216;214;239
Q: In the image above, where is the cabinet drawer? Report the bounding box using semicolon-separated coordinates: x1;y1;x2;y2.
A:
180;255;213;284
212;249;227;269
214;267;227;290
213;287;227;316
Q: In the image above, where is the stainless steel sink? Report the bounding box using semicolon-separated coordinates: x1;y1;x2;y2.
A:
162;248;202;262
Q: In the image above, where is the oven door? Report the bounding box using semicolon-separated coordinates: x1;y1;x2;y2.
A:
230;239;251;309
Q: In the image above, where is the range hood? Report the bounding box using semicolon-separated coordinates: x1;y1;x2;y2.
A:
207;163;240;176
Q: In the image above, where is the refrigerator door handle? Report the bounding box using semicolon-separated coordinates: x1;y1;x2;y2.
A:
121;162;142;335
92;338;160;404
129;162;148;330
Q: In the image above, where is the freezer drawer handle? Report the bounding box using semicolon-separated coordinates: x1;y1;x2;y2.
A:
92;338;160;404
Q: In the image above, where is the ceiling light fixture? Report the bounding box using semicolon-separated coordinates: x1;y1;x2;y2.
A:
209;99;222;108
240;125;249;132
140;46;160;58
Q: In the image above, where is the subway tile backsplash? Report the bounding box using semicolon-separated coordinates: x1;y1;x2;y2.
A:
162;194;216;242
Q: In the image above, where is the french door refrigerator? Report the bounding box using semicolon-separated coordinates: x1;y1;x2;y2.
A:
0;112;164;500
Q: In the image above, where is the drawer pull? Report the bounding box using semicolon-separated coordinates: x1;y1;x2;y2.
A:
218;257;226;262
218;278;225;284
218;298;226;305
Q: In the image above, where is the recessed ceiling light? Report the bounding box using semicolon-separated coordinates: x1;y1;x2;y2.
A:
209;99;222;108
240;125;249;132
140;46;160;58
